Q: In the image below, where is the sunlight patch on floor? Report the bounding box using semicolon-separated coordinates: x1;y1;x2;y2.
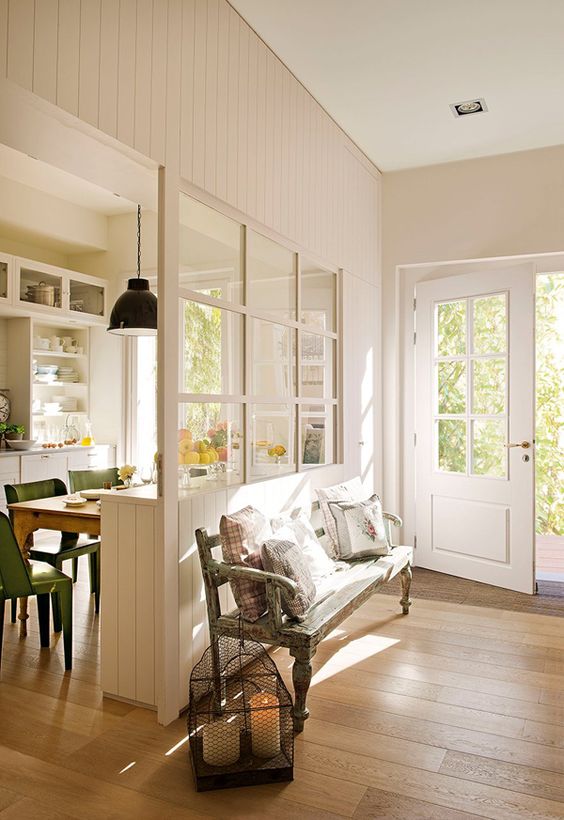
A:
119;761;136;774
310;634;400;687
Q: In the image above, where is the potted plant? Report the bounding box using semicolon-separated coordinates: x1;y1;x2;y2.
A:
4;424;25;441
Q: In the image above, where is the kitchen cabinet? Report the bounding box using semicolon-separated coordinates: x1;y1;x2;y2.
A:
0;456;21;516
0;252;13;304
20;452;69;484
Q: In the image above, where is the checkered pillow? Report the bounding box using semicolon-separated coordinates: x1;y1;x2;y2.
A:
261;536;316;621
317;478;366;556
220;506;272;622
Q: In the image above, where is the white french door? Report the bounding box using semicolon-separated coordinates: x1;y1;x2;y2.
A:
415;265;535;593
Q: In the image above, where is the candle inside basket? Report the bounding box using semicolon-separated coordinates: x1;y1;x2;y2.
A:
201;720;240;767
249;692;281;758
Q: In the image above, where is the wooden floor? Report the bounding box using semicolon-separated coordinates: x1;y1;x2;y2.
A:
537;535;564;581
2;559;564;819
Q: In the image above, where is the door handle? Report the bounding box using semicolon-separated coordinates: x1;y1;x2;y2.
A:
505;441;531;449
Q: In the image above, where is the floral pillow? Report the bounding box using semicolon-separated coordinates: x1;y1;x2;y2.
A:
328;495;391;559
316;477;366;557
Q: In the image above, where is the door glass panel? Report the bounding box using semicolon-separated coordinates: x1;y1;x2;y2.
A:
250;319;295;397
180;299;243;395
247;230;296;321
178;194;242;304
0;261;8;299
437;361;466;414
69;279;104;317
472;419;506;477
473;294;506;354
436;300;466;357
437;419;466;473
472;358;505;415
250;403;296;478
20;267;62;309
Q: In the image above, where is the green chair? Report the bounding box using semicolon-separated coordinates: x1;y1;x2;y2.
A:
4;479;100;629
0;511;72;670
68;467;120;493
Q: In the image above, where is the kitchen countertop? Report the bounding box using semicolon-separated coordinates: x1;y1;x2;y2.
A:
0;445;99;457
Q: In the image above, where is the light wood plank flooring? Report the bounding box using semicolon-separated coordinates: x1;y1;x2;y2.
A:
1;558;564;818
537;536;564;581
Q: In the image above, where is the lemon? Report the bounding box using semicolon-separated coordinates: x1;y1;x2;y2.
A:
184;452;200;465
199;453;211;465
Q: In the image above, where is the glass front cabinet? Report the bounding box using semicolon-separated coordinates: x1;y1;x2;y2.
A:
0;252;13;305
13;257;106;323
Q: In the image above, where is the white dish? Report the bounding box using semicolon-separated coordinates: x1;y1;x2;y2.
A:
6;439;37;450
64;497;87;507
79;489;102;500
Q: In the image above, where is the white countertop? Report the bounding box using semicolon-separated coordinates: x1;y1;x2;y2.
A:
100;484;158;506
0;445;98;457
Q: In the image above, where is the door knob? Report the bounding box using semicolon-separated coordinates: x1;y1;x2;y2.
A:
505;440;531;449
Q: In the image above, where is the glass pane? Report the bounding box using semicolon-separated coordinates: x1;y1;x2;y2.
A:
251;319;295;397
473;294;506;354
178;402;243;489
179;194;242;304
301;259;336;331
69;279;104;317
437;361;466;414
301;404;334;467
20;267;62;309
250;403;296;478
472;419;506;477
301;333;335;400
247;230;296;320
436;300;466;357
180;300;243;395
437;419;466;473
0;261;8;299
472;358;505;415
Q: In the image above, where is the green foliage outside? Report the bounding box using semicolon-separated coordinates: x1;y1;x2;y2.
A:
536;274;564;535
183;289;222;437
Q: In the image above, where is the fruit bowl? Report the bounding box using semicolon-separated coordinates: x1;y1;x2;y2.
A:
6;439;37;450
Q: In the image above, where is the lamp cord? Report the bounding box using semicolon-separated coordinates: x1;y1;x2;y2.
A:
137;204;141;279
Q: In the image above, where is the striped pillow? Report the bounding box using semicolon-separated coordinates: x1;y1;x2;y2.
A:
220;506;272;621
261;536;316;621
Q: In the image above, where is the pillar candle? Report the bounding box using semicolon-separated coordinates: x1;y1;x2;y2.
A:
201;720;240;766
249;692;281;758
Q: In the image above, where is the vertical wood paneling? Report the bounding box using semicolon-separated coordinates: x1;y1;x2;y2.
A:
215;0;229;203
236;18;249;215
117;503;136;700
280;67;290;240
192;0;207;189
78;0;101;126
100;501;119;694
271;56;282;233
33;0;58;103
203;0;218;195
136;506;155;705
254;39;267;225
149;0;167;163
98;0;119;137
116;0;136;147
57;0;80;115
263;49;275;228
225;5;238;205
6;0;34;89
0;0;8;79
133;0;153;158
245;28;257;218
178;499;194;698
179;0;195;181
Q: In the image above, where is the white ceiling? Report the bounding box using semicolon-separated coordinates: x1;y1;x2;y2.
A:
0;143;136;214
231;0;564;171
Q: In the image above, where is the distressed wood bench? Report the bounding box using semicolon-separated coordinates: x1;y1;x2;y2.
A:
195;506;412;732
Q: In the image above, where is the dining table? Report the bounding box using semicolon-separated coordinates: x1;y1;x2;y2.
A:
7;496;101;637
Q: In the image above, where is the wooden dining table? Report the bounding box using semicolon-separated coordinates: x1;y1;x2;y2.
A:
7;496;101;637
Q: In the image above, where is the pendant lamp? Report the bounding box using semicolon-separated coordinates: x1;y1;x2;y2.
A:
107;204;157;336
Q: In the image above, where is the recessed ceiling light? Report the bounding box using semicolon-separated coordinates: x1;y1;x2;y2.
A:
450;98;488;118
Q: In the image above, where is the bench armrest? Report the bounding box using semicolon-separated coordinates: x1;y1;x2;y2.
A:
210;559;298;599
383;512;402;547
383;512;402;528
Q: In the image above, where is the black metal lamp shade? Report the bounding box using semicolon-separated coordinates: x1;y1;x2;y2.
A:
107;277;157;336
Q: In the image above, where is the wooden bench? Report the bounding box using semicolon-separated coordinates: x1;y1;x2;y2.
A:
195;506;412;732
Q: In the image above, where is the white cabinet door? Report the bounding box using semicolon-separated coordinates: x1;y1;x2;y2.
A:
415;265;535;593
21;453;68;485
67;449;90;471
0;456;21;515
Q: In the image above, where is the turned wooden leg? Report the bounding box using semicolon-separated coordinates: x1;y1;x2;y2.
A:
290;647;314;733
400;564;413;614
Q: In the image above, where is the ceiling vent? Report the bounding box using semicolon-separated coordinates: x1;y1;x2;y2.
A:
450;98;488;118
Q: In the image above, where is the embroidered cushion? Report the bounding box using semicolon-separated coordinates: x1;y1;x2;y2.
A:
316;477;366;556
271;509;337;583
220;506;272;621
328;495;391;559
261;535;316;621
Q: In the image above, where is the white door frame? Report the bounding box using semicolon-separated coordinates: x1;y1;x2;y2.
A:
392;250;564;560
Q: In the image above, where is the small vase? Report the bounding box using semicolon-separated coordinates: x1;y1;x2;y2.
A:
123;477;132;488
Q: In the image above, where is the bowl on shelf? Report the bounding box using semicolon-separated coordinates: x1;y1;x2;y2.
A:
36;365;59;376
6;439;37;450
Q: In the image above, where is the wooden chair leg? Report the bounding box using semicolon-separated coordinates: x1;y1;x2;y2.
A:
93;551;100;614
88;552;97;597
72;557;79;583
36;593;50;648
0;599;5;669
290;646;314;733
58;581;73;671
400;564;413;615
10;598;17;623
51;591;62;633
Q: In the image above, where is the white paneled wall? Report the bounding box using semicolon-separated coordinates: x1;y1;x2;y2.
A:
1;0;381;285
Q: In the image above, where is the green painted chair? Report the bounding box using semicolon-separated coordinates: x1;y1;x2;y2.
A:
4;479;100;629
68;467;120;493
0;511;73;670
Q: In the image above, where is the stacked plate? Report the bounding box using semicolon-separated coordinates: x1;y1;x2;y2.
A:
53;395;78;412
57;366;79;383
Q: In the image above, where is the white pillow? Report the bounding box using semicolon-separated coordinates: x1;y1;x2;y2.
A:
328;495;391;559
316;477;366;556
271;510;336;583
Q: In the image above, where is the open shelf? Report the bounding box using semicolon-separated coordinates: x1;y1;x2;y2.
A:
33;382;88;387
33;350;86;359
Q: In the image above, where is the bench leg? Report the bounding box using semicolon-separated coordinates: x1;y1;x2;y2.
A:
400;564;412;614
290;647;314;733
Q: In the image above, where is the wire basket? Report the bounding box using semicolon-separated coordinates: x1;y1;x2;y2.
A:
188;632;294;791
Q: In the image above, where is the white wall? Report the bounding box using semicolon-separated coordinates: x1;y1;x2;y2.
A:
382;143;564;521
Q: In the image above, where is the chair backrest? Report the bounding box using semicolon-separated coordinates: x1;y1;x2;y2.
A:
4;478;68;505
68;468;120;493
0;511;33;598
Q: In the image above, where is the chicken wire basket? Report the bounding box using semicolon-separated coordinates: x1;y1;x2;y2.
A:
188;632;294;791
